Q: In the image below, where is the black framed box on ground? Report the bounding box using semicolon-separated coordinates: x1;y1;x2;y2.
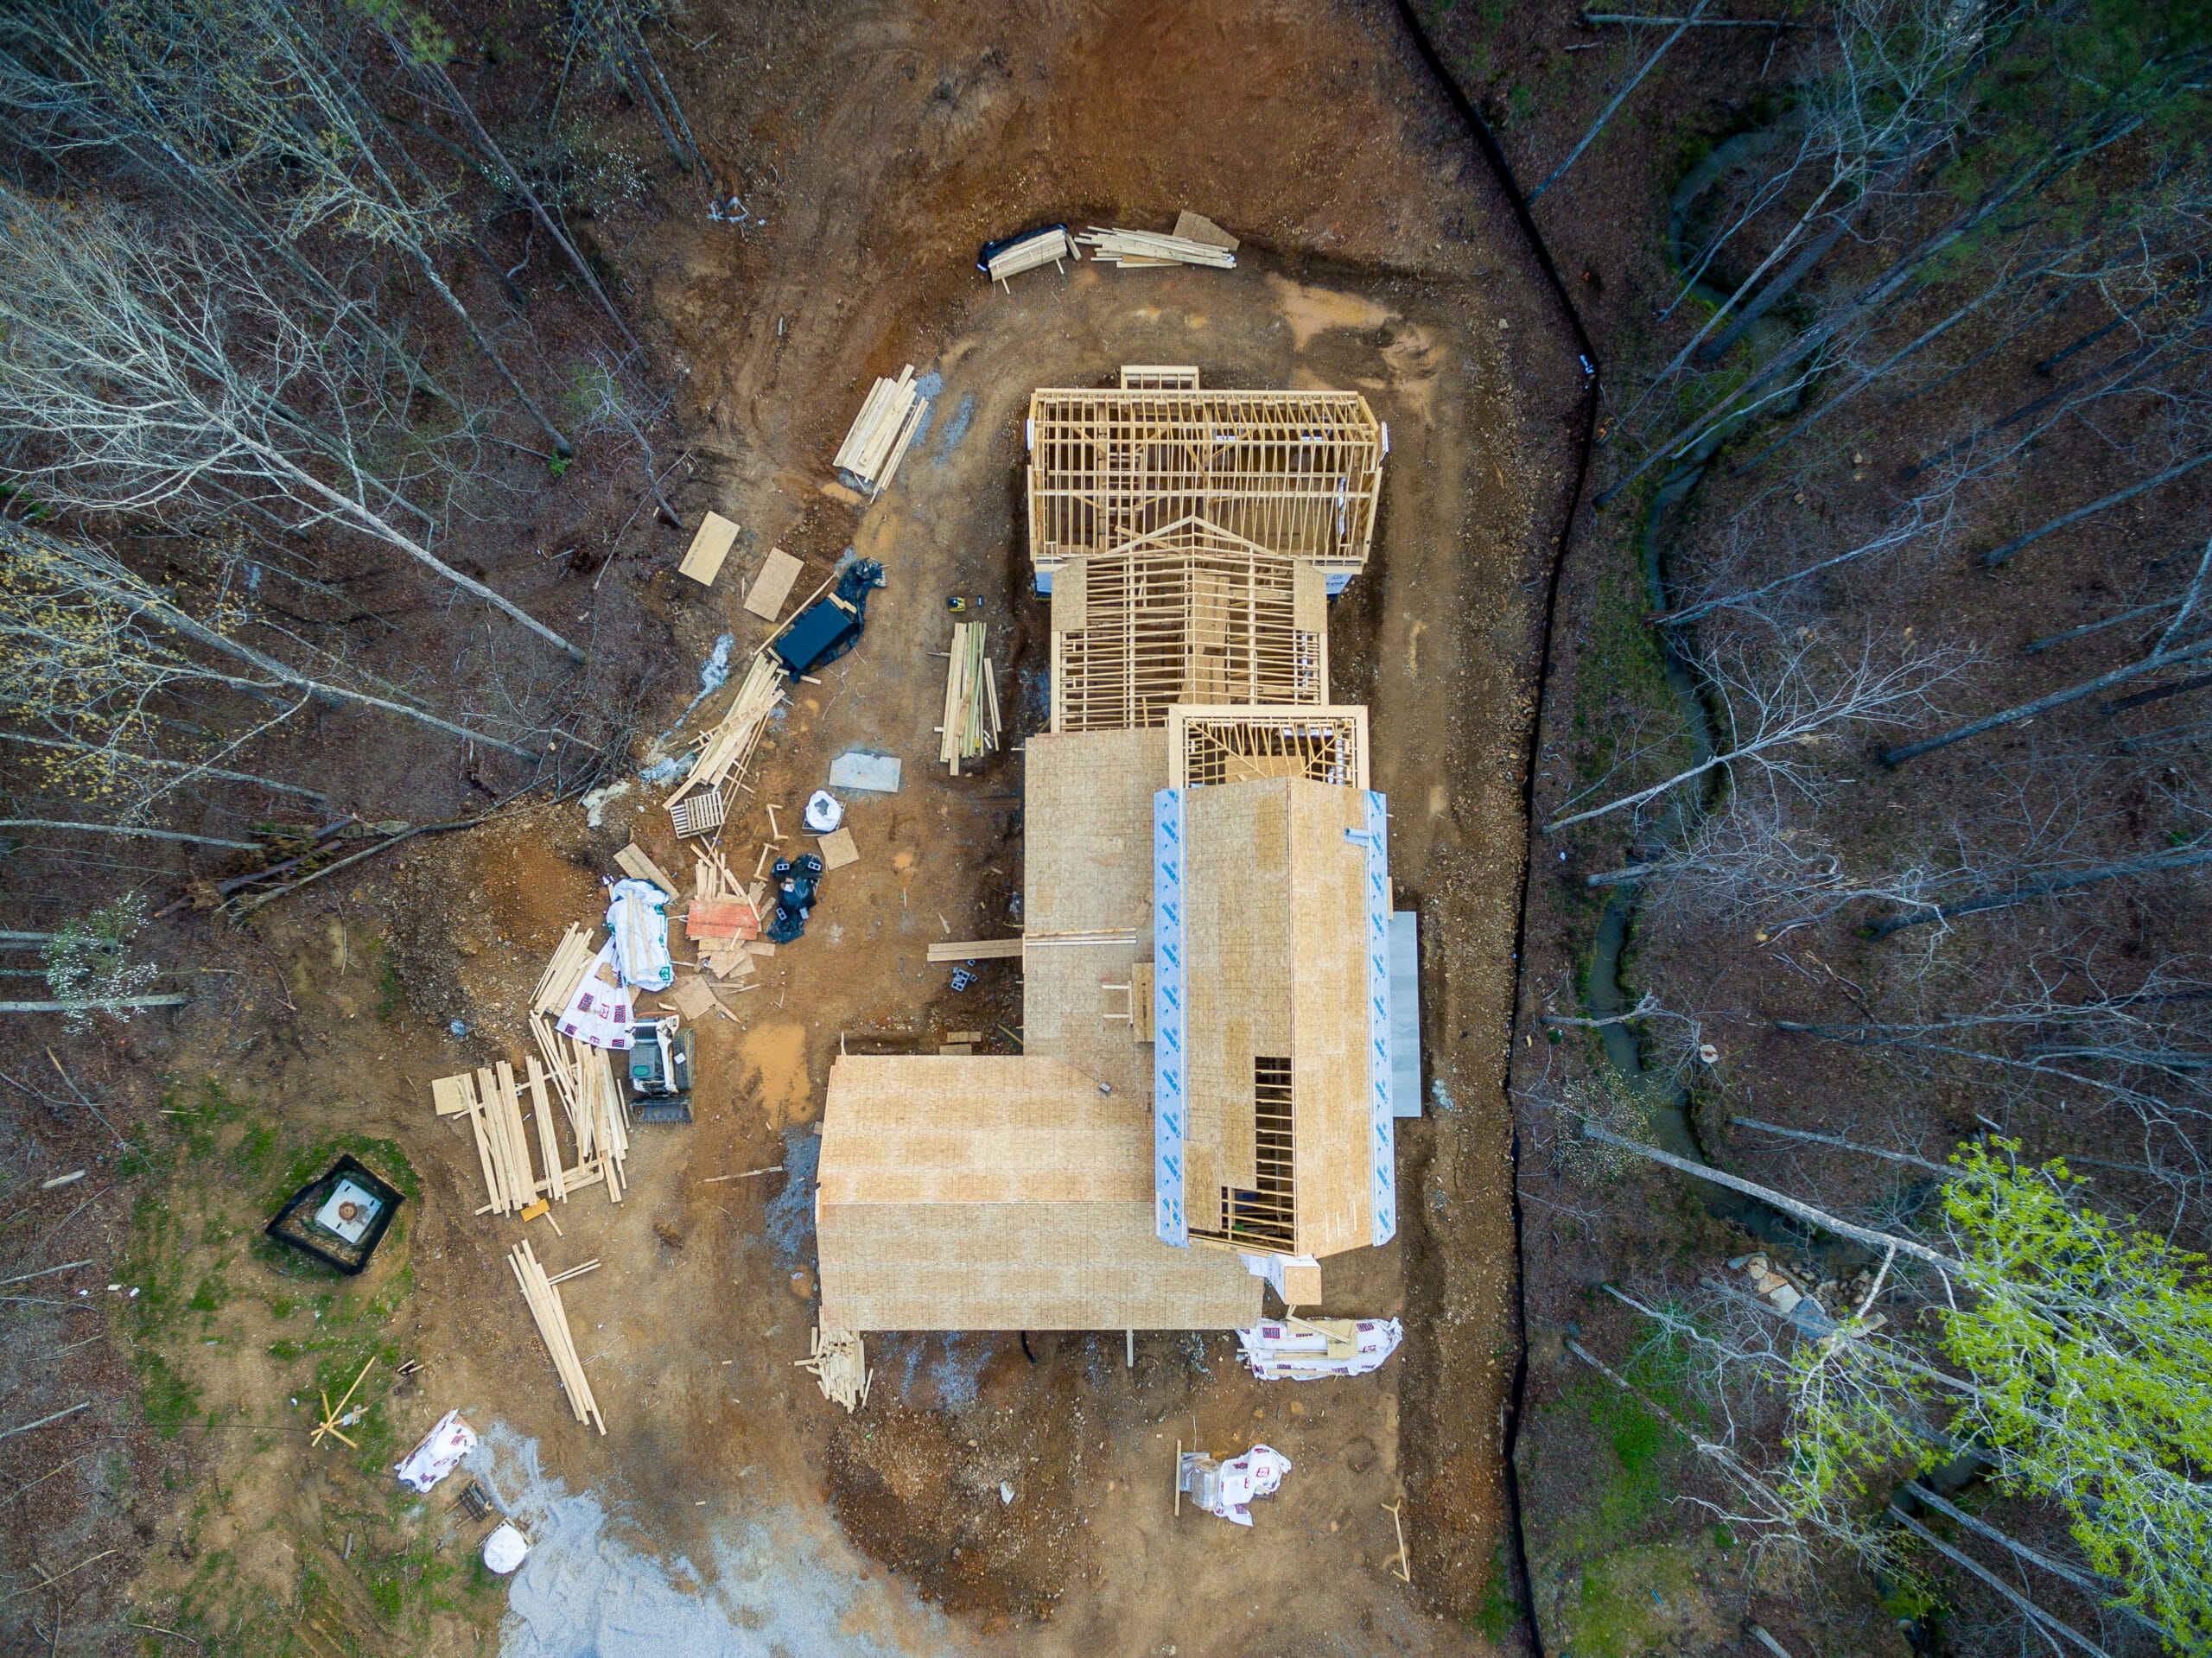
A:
264;1154;404;1274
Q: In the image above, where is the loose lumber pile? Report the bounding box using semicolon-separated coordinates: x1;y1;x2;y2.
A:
516;924;633;1202
685;845;767;981
985;227;1077;287
432;1057;612;1214
798;1324;871;1413
938;621;1001;775
665;652;786;833
1073;226;1236;270
832;366;930;498
509;1240;606;1433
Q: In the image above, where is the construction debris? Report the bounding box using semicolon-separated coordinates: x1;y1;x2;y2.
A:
395;1409;478;1492
1236;1315;1403;1381
311;1356;376;1449
817;826;859;871
938;620;1001;773
613;842;679;899
508;1239;605;1433
677;511;740;588
1176;1444;1292;1527
832;366;929;498
1074;226;1236;270
482;1523;531;1574
978;225;1077;288
605;880;674;994
772;558;886;676
827;751;901;793
1171;210;1239;251
798;1324;871;1413
665;651;787;836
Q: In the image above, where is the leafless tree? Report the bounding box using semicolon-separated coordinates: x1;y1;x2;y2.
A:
0;192;584;661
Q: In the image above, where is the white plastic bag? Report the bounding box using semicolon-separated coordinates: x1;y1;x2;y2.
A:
605;879;673;992
482;1522;530;1574
1208;1445;1292;1528
393;1409;477;1493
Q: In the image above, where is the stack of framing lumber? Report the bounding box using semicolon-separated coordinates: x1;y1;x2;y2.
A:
1073;226;1236;269
797;1324;871;1413
832;366;930;497
666;653;786;822
509;1241;605;1433
985;228;1077;287
519;923;632;1202
938;621;1001;775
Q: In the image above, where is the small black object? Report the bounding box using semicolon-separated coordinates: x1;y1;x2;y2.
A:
766;853;825;944
264;1153;403;1275
977;226;1069;274
773;559;886;677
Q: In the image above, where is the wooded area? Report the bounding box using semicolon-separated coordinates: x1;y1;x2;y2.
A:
1503;0;2212;1650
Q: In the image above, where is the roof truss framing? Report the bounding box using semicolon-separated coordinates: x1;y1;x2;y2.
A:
1027;387;1383;582
1167;705;1369;790
1051;546;1327;733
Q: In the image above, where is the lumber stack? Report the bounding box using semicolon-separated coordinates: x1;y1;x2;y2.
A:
798;1324;871;1413
1073;226;1236;270
431;1060;579;1216
513;923;632;1203
509;1240;606;1433
665;652;786;830
832;365;930;498
938;621;1001;775
985;227;1077;287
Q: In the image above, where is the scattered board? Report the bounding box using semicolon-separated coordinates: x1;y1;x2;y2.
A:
509;1240;606;1433
1172;211;1239;251
666;653;786;821
742;548;804;622
817;826;859;871
925;937;1025;962
614;842;679;898
1074;226;1236;269
678;512;741;588
798;1324;870;1413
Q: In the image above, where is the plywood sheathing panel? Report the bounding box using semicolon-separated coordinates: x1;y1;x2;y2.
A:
1021;939;1147;1102
1184;780;1291;1199
1021;728;1167;937
1025;386;1382;586
677;511;740;588
1287;779;1375;1258
816;1057;1258;1331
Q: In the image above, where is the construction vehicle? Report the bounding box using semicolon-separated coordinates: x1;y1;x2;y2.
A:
627;1017;695;1124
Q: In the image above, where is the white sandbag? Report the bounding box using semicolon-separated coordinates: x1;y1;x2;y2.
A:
555;939;635;1051
605;879;673;992
1207;1445;1291;1528
393;1409;477;1493
482;1522;530;1574
804;789;843;832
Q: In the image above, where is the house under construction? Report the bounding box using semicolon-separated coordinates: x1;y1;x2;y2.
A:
817;369;1416;1333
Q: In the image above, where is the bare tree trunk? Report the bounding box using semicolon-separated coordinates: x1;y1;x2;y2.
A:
0;820;260;848
0;732;331;801
1577;1121;1959;1268
1981;449;2212;567
1727;1115;1949;1172
1877;633;2212;765
1887;1507;2112;1658
1529;2;1707;205
1866;845;2212;938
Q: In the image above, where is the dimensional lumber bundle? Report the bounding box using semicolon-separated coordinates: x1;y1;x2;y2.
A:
984;227;1077;287
508;1240;606;1433
518;924;632;1202
797;1324;871;1413
832;366;930;498
431;1061;575;1216
938;621;1001;774
1073;226;1236;269
665;652;787;828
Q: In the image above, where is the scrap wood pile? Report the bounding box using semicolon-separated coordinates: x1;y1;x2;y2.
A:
431;1056;621;1215
509;1241;605;1434
687;843;769;982
938;620;1001;775
665;652;787;840
528;924;634;1199
798;1324;871;1413
833;365;930;498
1075;224;1236;270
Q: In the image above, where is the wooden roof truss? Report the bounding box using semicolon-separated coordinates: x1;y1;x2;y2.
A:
1167;704;1368;790
1051;538;1327;733
1026;387;1383;582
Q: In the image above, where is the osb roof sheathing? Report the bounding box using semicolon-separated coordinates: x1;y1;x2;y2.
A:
1020;938;1149;1103
817;1056;1258;1331
1180;778;1375;1258
1022;728;1166;936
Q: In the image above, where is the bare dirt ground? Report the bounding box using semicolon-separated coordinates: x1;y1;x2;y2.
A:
0;3;1597;1653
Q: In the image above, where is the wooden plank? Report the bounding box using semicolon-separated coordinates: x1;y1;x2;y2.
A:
613;842;679;898
460;1075;501;1211
430;1072;474;1117
817;826;859;871
926;937;1026;962
496;1061;537;1210
525;1056;565;1203
1130;960;1155;1043
1293;562;1327;634
678;511;741;588
1051;556;1087;633
742;548;804;622
476;1066;515;1212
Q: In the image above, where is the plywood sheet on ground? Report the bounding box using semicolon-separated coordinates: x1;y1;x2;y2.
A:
679;512;740;587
